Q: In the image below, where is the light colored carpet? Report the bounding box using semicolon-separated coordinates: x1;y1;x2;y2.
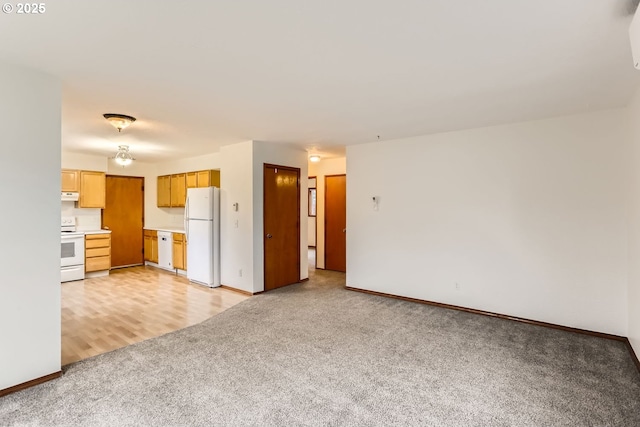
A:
2;268;640;426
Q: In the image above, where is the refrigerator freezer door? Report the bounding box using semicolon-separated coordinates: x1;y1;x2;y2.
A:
186;187;214;220
187;219;214;286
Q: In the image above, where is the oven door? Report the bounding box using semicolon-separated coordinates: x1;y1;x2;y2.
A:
61;234;85;267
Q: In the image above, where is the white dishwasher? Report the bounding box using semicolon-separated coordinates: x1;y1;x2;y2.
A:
157;231;173;270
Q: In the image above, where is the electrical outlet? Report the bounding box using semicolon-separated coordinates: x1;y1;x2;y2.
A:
235;219;239;228
239;269;242;277
455;282;460;291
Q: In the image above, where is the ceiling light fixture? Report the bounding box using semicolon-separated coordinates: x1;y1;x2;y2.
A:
103;113;136;132
309;155;321;162
114;145;134;166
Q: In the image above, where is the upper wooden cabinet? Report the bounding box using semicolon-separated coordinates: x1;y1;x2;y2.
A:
157;175;171;207
79;171;106;208
186;172;198;189
61;169;80;192
210;170;220;187
157;169;220;207
170;173;186;207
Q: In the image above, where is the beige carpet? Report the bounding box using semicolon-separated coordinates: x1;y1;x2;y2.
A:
1;268;640;426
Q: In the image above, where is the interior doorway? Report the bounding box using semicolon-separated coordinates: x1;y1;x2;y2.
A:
263;164;300;291
103;175;144;268
325;174;346;272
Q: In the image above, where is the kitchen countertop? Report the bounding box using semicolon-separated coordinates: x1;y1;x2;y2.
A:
144;226;185;234
80;230;112;235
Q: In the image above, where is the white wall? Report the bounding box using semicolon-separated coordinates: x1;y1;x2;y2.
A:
347;110;629;336
309;158;347;269
220;141;256;293
220;141;308;293
308;177;317;247
627;86;640;354
253;141;309;290
0;62;61;390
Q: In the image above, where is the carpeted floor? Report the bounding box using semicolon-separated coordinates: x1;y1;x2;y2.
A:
2;268;640;426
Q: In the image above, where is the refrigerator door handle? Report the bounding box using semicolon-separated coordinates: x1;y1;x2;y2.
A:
184;196;189;243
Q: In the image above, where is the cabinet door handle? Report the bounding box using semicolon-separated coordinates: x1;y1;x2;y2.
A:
266;234;273;239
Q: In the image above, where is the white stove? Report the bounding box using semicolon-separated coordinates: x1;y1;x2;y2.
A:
61;216;85;282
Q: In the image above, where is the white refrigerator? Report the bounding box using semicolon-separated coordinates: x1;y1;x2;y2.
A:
185;187;220;287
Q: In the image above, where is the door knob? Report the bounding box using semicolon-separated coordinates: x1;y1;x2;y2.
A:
266;234;273;239
343;229;346;233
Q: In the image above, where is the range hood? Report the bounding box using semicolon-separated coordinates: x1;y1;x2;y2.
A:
61;192;79;202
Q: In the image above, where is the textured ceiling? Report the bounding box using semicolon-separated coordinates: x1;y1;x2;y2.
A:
0;0;638;162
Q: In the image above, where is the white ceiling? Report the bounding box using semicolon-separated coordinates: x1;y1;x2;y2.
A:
0;0;638;162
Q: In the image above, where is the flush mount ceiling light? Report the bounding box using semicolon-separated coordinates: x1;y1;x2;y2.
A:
114;145;134;166
103;113;136;132
309;155;321;162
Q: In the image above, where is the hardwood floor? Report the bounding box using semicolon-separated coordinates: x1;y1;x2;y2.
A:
61;266;249;366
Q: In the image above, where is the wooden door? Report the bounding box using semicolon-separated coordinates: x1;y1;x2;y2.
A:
325;174;347;272
103;176;144;268
264;164;300;291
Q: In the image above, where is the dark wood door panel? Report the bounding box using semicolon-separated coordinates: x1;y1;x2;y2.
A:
325;174;346;272
264;164;300;291
103;176;144;268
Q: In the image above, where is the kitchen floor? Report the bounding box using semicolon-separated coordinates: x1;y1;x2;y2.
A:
61;266;249;366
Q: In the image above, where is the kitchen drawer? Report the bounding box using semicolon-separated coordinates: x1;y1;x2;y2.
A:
144;229;157;237
86;238;110;249
86;255;110;272
173;233;184;242
86;247;110;258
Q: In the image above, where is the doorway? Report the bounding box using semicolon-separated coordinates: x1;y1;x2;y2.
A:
103;175;144;268
325;174;346;272
263;164;300;291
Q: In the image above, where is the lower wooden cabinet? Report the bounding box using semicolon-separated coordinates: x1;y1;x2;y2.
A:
144;230;158;263
85;233;111;272
172;233;187;270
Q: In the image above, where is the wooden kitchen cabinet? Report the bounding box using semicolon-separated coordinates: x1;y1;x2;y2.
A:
79;171;106;208
157;175;171;207
172;233;187;270
186;172;198;189
210;170;220;187
143;230;158;263
195;170;220;188
61;169;80;192
170;173;186;207
158;169;219;207
85;233;111;272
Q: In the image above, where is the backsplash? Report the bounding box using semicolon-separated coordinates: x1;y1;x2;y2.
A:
61;201;101;231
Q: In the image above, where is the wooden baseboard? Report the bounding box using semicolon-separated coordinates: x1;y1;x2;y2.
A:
345;286;640;373
299;277;309;283
220;284;254;296
623;339;640;373
0;371;62;398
